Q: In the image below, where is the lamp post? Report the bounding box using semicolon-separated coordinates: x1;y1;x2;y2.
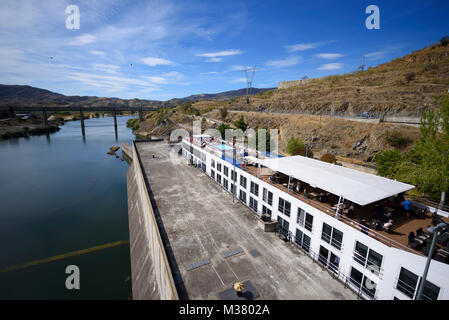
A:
415;222;447;300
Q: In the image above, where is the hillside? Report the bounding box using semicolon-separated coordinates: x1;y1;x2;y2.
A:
0;84;271;109
133;42;449;163
228;42;449;116
166;88;274;105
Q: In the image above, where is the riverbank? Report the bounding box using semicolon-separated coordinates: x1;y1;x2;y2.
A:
0;117;62;139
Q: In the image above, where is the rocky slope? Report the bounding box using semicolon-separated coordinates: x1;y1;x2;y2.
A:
228;42;449;117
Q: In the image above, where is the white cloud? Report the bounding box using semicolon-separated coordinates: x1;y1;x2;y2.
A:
144;76;168;84
69;34;96;46
316;53;343;59
229;78;247;83
206;57;223;62
91;64;120;74
286;42;325;52
318;63;343;70
196;49;242;58
142;57;175;67
201;71;219;75
227;65;247;72
163;71;184;81
67;72;157;91
90;50;106;56
196;49;242;62
365;45;404;61
266;56;301;68
142;71;184;85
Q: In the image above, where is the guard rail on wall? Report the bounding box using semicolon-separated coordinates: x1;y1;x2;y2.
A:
132;141;179;300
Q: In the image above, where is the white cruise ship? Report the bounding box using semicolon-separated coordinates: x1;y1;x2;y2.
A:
181;134;449;300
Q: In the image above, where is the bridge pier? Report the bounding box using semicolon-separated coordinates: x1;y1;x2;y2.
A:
9;107;15;118
114;110;118;141
42;108;48;126
80;109;85;136
139;108;143;122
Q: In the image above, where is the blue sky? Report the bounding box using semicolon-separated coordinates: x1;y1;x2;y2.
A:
0;0;448;100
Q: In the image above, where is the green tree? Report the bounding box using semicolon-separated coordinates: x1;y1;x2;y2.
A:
374;149;403;177
375;93;449;199
286;137;312;156
217;123;231;139
384;130;412;149
234;115;248;131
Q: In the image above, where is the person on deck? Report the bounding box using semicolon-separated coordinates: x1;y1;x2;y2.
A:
401;197;412;218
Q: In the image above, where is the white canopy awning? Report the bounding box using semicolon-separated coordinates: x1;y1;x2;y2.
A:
259;156;414;206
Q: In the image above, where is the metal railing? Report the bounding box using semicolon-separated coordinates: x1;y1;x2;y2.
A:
338;214;422;255
395;278;436;300
273;180;422;254
282;229;376;300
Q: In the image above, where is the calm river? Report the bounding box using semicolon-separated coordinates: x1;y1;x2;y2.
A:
0;116;136;299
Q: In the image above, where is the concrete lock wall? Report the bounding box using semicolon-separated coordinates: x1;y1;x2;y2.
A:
128;142;179;300
121;142;133;160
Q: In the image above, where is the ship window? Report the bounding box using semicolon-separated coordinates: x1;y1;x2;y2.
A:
295;229;310;252
239;190;246;203
321;223;343;250
249;197;258;212
297;208;313;232
353;241;383;275
396;267;418;298
240;175;247;188
396;267;440;300
350;267;376;299
263;188;273;205
418;279;440;300
250;181;259;196
262;205;271;216
278;197;291;217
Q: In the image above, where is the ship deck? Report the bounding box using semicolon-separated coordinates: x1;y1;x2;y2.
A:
243;165;448;256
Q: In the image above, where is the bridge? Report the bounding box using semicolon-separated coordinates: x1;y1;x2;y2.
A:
0;105;162;137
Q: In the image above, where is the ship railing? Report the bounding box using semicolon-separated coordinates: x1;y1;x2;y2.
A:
277;183;420;255
282;228;377;300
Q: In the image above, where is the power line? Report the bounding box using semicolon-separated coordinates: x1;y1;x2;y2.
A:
243;65;257;99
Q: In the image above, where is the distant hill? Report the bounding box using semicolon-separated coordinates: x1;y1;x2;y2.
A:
0;84;273;109
228;40;449;117
166;88;275;105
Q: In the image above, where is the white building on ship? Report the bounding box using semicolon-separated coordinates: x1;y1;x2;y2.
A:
181;135;449;300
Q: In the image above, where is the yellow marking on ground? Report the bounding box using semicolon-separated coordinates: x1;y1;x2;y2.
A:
0;240;129;273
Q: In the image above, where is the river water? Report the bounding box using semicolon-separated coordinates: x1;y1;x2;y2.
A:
0;116;136;299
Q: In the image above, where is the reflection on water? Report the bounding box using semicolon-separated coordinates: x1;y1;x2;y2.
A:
0;116;136;299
